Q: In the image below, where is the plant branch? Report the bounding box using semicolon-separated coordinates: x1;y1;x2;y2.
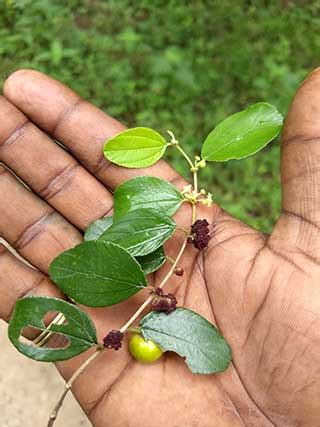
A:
47;346;103;427
193;169;198;195
120;238;188;334
174;144;199;223
175;144;194;169
158;238;188;289
192;169;198;223
167;131;201;223
47;194;190;426
46;237;188;426
119;295;154;334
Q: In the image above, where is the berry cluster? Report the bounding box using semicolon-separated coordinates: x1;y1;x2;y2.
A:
103;330;124;350
187;219;210;250
151;288;177;314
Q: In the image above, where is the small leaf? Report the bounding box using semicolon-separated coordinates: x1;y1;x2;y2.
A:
99;208;176;257
140;308;231;374
201;102;283;162
137;247;166;275
8;297;97;362
114;176;183;221
49;241;147;307
104;127;167;168
84;216;113;241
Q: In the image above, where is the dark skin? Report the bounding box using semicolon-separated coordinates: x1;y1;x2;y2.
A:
0;68;320;427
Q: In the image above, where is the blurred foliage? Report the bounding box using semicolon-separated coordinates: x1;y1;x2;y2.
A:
1;0;320;231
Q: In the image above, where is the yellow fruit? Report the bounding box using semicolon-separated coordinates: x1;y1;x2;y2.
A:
129;333;163;363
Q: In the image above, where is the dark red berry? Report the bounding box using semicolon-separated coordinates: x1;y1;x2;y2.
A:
174;267;184;276
153;299;170;312
188;219;211;250
103;330;124;350
191;219;209;234
155;287;164;296
151;291;177;314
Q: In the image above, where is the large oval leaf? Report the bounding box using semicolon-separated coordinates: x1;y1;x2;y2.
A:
84;216;113;241
99;208;176;257
201;102;283;162
137;247;166;275
114;176;183;221
8;297;97;362
104;127;167;168
49;241;147;307
140;308;231;374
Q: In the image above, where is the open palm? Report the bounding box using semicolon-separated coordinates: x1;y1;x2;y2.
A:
1;69;319;427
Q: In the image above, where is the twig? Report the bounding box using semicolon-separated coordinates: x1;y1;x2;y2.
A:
175;144;194;169
47;238;188;426
192;169;198;223
120;238;188;333
47;346;103;427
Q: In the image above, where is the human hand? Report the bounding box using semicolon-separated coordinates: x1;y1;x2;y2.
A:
0;69;319;427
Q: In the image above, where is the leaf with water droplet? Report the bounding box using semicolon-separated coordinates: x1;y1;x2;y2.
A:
201;102;283;161
114;176;183;220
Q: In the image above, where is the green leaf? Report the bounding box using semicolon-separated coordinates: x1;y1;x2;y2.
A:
99;208;176;257
84;216;113;241
137;247;166;275
8;297;97;362
49;241;147;307
84;216;165;273
104;127;167;168
140;308;231;374
201;102;283;162
113;176;183;221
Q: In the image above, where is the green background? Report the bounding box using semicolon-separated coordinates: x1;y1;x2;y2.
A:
1;0;319;232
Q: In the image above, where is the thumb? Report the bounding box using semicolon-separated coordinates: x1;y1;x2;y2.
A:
272;68;320;256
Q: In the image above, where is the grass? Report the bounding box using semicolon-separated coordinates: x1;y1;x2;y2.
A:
1;0;320;231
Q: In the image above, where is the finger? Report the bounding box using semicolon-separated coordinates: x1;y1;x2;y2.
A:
0;243;63;327
0;97;113;230
3;69;184;190
272;68;320;253
0;166;81;273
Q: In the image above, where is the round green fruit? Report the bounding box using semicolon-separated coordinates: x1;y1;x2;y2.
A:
129;333;163;363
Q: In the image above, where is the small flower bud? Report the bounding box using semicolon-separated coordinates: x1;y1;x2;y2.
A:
167;130;178;144
182;184;192;194
197;159;206;168
174;267;184;276
184;192;194;201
